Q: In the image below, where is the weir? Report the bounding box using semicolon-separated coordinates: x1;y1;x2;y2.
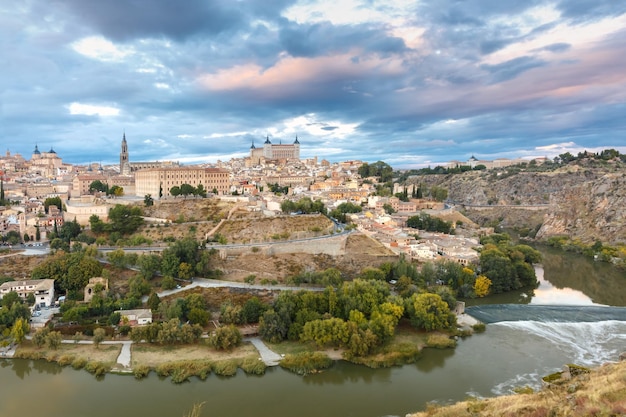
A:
465;304;626;323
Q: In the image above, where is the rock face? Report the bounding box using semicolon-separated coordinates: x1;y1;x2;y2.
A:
536;173;626;244
405;162;626;245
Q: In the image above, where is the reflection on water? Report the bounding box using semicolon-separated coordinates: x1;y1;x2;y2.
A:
531;265;596;305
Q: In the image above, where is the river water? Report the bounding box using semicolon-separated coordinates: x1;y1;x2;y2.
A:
1;247;625;417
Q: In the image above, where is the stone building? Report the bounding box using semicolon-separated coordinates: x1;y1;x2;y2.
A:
249;136;300;165
134;166;230;198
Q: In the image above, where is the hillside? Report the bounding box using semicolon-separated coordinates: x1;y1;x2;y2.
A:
404;160;626;245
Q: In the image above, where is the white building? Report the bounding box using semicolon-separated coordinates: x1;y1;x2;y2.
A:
0;279;55;307
116;309;153;326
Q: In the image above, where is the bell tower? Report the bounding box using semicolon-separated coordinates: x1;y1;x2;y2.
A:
120;133;130;175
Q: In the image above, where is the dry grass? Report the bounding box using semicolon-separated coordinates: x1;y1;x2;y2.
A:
130;341;258;368
410;361;626;417
15;340;121;365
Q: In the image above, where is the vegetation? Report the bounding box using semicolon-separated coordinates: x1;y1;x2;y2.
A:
280;197;327;215
479;233;541;294
546;236;626;268
410;360;626;417
406;213;453;234
279;351;333;375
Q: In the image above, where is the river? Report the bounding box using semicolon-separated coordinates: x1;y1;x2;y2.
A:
1;247;625;417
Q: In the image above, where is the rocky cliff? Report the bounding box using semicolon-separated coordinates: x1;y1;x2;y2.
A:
404;160;626;245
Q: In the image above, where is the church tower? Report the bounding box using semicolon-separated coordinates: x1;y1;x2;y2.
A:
120;133;130;175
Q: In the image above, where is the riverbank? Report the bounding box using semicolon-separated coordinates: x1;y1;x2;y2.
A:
409;359;626;417
9;314;478;381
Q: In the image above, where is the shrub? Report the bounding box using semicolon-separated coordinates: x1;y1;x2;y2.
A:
84;361;110;377
133;365;151;380
58;355;75;367
71;357;88;370
426;334;457;349
241;357;266;375
279;352;333;375
212;359;239;377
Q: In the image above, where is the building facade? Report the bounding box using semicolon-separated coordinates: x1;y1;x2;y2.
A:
250;136;300;165
0;279;55;307
135;166;230;198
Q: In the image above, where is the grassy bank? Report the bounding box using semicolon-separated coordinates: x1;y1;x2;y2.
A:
409;361;626;417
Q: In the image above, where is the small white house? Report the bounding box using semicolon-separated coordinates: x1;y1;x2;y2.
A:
116;309;153;326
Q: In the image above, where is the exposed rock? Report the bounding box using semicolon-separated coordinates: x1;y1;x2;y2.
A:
405;162;626;245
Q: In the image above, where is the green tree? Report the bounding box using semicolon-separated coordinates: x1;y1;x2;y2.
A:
45;331;63;350
407;293;454;331
44;196;63;213
170;186;181;198
258;309;289;343
208;325;242;350
187;308;210;326
107;204;143;235
147;293;161;312
32;327;49;348
109;185;124;197
1;291;20;309
93;328;106;348
10;317;29;343
89;180;108;194
144;194;154;206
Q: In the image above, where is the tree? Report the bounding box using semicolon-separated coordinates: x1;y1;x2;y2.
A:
44;197;63;213
259;309;289;343
208;325;242;350
108;311;121;326
32;327;49;348
187;308;210;326
45;331;62;350
144;194;154;206
93;328;106;348
180;183;195;198
109;185;124;197
407;293;454;331
108;204;143;235
89;180;109;194
170;186;181;198
11;317;29;343
1;291;20;309
147;293;161;312
138;254;161;279
474;275;491;297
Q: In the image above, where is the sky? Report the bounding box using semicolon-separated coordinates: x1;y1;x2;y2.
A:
1;1;625;169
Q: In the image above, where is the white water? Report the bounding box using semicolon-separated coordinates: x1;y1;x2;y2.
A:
489;320;626;395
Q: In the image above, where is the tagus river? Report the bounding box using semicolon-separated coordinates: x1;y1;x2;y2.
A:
2;247;625;417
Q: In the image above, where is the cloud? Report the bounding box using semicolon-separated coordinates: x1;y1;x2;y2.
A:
1;0;625;168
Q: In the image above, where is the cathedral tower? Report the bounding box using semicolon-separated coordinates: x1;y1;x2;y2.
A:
120;133;130;175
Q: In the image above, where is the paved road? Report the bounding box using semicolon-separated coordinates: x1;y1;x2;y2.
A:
144;277;323;302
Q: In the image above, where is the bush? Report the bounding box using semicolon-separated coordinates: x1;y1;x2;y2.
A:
133;365;151;380
212;359;239;377
58;354;75;367
279;352;333;375
84;361;110;377
426;334;457;349
241;357;266;375
472;323;486;333
71;357;88;370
